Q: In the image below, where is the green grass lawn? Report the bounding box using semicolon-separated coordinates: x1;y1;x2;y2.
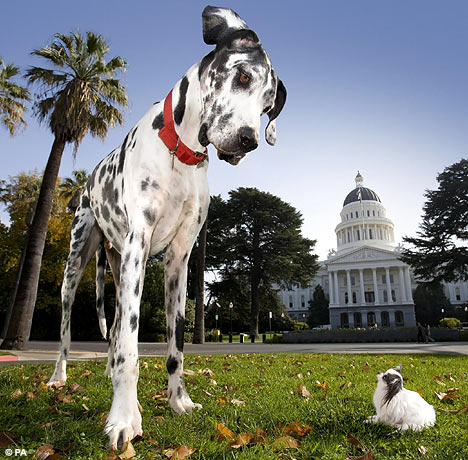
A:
1;353;467;459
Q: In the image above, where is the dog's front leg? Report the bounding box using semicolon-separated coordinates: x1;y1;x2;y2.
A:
164;239;202;414
105;229;148;450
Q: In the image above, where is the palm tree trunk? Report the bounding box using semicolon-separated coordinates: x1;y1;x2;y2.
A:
193;220;207;344
1;137;65;350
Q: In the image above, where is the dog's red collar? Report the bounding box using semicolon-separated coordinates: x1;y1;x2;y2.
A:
158;90;208;166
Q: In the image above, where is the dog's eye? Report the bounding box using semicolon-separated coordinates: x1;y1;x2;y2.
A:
239;72;250;84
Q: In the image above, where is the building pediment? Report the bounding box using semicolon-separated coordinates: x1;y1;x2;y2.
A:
326;246;401;266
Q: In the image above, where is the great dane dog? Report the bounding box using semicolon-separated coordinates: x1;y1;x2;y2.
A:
48;6;286;449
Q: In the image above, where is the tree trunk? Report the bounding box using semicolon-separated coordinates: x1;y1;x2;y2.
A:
1;137;66;350
193;219;207;344
249;224;261;338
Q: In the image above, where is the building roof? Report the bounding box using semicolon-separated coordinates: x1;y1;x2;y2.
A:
343;187;381;206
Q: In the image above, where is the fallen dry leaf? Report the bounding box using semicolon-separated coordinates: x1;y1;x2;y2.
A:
34;444;55;459
81;369;92;378
0;431;18;448
347;434;362;449
215;423;236;441
435;392;459;401
10;388;23;399
321;356;329;361
49;380;66;390
362;364;370;372
67;383;82;394
296;385;311;399
280;422;312;438
217;396;228;406
315;380;329;398
418;446;430;456
199;368;214;377
230;432;254;448
164;445;196;459
231;398;246;407
118;440;136;459
272;435;301;450
253;428;268;444
41;421;58;429
183;369;195;376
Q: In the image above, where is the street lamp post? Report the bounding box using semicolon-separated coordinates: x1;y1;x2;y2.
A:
269;311;272;333
215;302;221;331
229;302;233;343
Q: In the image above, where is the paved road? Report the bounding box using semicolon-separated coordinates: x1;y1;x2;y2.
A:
1;340;467;365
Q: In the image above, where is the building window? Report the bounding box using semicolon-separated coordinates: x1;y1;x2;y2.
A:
391;290;396;302
373;210;375;216
351;276;356;286
352;292;357;304
383;290;388;303
347;231;351;243
367;312;376;327
365;292;375;303
357;229;360;240
301;295;305;308
369;228;373;239
345;292;349;304
395;311;404;326
340;313;349;328
355;211;358;218
381;311;390;327
289;296;293;309
367;210;370;217
382;274;394;284
354;312;362;328
455;287;461;301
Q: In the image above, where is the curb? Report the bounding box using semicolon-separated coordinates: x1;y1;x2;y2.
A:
0;355;19;362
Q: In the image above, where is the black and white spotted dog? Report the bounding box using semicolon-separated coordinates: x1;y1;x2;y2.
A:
47;6;286;449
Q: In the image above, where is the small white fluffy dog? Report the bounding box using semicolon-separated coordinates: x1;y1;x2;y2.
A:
367;365;436;431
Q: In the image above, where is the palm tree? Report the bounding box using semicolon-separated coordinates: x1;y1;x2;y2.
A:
0;57;30;135
1;32;127;350
59;169;89;211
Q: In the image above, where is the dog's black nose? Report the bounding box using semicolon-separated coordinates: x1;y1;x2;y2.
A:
238;127;258;152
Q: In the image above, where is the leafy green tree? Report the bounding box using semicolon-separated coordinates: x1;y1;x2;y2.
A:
2;32;127;350
206;188;318;337
0;57;30;135
412;282;451;326
401;159;468;284
308;284;329;327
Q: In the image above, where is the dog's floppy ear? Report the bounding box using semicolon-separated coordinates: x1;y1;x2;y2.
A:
265;79;287;146
202;6;248;45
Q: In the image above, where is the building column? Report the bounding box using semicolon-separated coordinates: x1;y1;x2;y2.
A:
333;271;339;306
398;267;407;303
375;310;381;327
362;311;368;328
359;269;366;306
404;267;414;302
328;271;334;305
346;270;352;305
385;267;393;304
372;268;380;305
389;310;396;327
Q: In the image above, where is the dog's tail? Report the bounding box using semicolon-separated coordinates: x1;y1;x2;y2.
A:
96;243;107;340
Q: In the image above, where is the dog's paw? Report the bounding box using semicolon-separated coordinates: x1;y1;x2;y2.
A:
47;372;67;387
365;415;378;424
169;392;202;415
105;408;142;450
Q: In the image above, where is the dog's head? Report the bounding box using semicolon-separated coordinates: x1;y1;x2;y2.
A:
198;6;286;165
377;365;403;405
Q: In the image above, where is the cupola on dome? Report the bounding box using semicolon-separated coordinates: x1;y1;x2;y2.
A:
343;171;381;206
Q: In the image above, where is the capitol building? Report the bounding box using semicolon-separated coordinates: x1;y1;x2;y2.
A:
279;172;468;329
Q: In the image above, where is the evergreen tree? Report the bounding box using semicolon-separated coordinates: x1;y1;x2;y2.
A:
308;284;329;327
206;188;318;337
401;159;468;284
413;282;451;326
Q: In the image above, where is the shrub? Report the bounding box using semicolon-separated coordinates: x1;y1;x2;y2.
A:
439;317;461;329
294;322;308;331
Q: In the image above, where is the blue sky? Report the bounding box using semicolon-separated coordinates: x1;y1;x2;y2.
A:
1;0;467;259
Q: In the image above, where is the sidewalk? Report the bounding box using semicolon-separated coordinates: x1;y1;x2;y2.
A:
1;340;467;365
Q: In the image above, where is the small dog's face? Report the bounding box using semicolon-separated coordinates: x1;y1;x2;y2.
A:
377;365;403;405
198;6;286;165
